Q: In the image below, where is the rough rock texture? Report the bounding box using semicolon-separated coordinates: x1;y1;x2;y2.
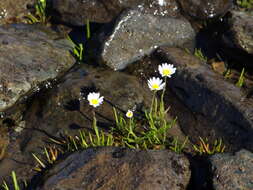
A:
0;64;153;182
146;0;181;17
49;0;181;25
97;8;195;70
0;24;75;112
155;47;253;151
49;0;146;25
34;147;191;190
0;0;34;24
178;0;233;19
210;149;253;190
222;10;253;56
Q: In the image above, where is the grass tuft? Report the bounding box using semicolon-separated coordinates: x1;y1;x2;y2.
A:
237;0;253;8
236;68;245;88
67;20;91;62
1;171;26;190
193;137;226;155
194;48;207;62
25;0;49;24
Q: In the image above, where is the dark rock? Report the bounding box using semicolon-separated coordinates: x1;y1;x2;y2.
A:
0;126;9;161
145;0;181;18
222;10;253;56
97;8;195;70
0;0;34;24
178;0;233;20
0;64;153;182
0;24;75;112
34;147;191;190
49;0;181;26
49;0;146;25
155;47;253;151
210;149;253;190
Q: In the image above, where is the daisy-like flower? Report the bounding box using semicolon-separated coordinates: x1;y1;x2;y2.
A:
158;0;166;6
158;63;176;78
87;92;104;108
126;110;133;118
147;77;165;91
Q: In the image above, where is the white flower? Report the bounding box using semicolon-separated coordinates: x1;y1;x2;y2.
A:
147;77;165;91
126;110;133;118
87;92;104;108
158;63;176;78
158;0;166;6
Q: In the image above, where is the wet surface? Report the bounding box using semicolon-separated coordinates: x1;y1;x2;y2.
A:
0;0;253;189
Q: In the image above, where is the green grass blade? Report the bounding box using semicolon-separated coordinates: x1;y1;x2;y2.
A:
32;153;46;168
2;181;9;190
86;19;91;39
12;171;20;190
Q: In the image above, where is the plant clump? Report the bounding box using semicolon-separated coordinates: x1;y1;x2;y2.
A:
1;62;226;189
237;0;253;9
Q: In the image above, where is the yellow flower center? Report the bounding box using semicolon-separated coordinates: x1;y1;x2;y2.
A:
162;69;171;76
91;99;99;105
152;84;159;89
126;112;133;118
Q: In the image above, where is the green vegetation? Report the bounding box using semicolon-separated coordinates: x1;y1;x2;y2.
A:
193;137;226;155
1;171;26;190
0;62;227;188
67;20;91;62
194;48;207;62
112;104;176;149
169;136;188;154
224;68;231;79
67;36;84;62
237;0;253;8
236;68;245;88
25;0;48;24
225;67;246;88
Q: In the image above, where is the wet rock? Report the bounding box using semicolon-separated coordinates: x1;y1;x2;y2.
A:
49;0;146;25
0;64;153;182
222;10;253;56
34;147;191;190
23;64;152;134
145;0;181;18
0;0;34;24
97;8;195;70
49;0;181;26
0;23;75;112
178;0;233;20
155;47;253;151
210;149;253;190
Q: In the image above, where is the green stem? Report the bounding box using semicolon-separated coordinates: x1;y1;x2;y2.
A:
160;77;167;115
86;19;91;39
150;91;157;116
128;118;137;138
161;77;167;103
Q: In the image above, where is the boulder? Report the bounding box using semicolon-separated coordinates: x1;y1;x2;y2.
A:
0;64;153;182
222;10;253;56
0;24;75;113
210;149;253;190
33;147;191;190
154;47;253;151
49;0;181;26
49;0;146;25
96;8;195;70
178;0;233;20
0;0;34;24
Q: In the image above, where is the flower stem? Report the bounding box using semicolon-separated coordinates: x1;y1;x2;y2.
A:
150;91;157;115
161;77;167;102
160;77;167;114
